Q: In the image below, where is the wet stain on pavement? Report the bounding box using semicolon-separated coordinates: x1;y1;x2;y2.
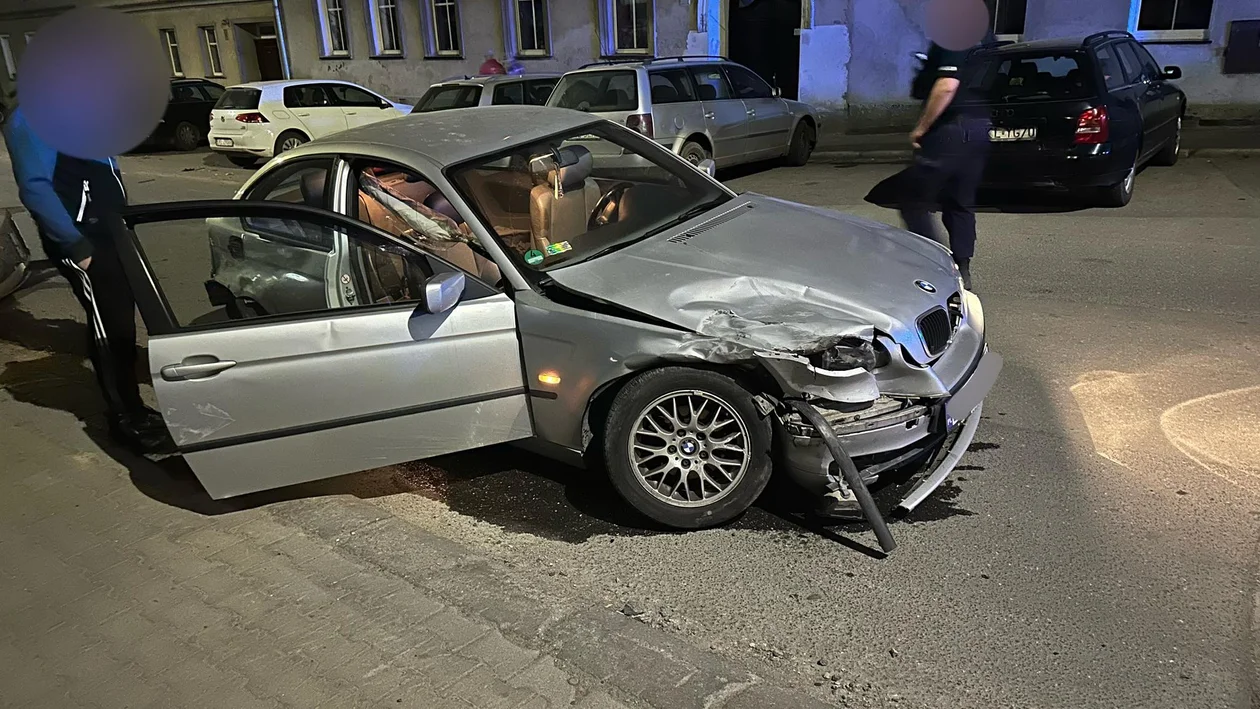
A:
968;441;1001;452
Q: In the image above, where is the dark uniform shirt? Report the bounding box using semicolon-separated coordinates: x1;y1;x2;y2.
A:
914;33;995;121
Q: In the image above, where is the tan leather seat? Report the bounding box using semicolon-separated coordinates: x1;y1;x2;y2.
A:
528;146;600;251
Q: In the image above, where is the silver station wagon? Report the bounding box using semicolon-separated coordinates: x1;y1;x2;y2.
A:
112;107;999;545
412;74;561;113
547;57;820;169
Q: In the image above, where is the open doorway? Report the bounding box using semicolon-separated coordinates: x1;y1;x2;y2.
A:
235;22;284;81
727;0;801;100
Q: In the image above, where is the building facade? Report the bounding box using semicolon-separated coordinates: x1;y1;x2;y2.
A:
1;0;1254;131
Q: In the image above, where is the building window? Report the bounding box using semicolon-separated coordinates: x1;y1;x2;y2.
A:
990;0;1026;39
513;0;549;56
369;0;403;55
200;26;224;76
430;0;462;56
160;29;184;77
606;0;652;54
1132;0;1213;42
318;0;351;56
0;36;14;79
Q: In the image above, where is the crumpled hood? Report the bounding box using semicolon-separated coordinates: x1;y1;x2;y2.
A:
546;193;961;364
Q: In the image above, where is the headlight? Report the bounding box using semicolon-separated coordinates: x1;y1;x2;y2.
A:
809;338;891;372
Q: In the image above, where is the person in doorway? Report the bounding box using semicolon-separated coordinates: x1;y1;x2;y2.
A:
2;102;169;452
899;32;995;290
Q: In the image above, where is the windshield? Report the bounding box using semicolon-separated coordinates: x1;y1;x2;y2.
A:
548;71;638;112
449;122;730;272
963;52;1092;103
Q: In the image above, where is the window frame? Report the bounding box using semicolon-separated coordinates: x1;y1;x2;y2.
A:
368;0;405;57
1129;0;1214;43
316;0;352;57
1093;44;1129;92
419;0;464;58
200;26;225;77
160;28;184;78
504;0;551;58
990;0;1027;42
0;35;15;80
601;0;654;56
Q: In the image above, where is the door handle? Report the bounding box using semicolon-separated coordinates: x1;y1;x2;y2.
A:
346;111;358;115
703;111;715;119
747;110;756;116
161;357;238;382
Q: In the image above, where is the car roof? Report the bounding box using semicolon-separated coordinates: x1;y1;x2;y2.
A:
978;37;1105;55
434;73;560;86
566;57;727;74
283;105;597;167
226;79;370;90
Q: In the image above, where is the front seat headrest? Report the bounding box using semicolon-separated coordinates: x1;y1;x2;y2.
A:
300;169;326;206
529;146;593;192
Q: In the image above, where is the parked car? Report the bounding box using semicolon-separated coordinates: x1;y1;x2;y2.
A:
111;106;999;530
546;56;820;169
145;78;226;152
412;74;561;113
961;30;1185;207
208;79;409;168
0;209;30;302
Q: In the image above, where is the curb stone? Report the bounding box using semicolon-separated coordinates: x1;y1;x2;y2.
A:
265;496;836;709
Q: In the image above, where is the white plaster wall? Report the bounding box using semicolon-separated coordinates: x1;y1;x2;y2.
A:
798;23;848;115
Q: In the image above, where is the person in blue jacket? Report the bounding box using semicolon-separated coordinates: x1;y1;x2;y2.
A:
2;102;168;452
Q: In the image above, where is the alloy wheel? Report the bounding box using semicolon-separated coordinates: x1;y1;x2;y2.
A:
280;136;304;152
176;124;198;148
629;390;750;507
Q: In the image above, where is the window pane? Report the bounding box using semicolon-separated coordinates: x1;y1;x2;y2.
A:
327;0;348;53
549;71;638;111
967;53;1091;101
199;84;226;101
414;85;482;111
615;0;650;51
649;69;695;104
725;65;772;99
517;0;546;52
493;82;526;105
379;0;400;52
525;78;558;104
215;87;261;109
1173;0;1212;30
689;67;732;100
1114;43;1141;82
1094;47;1126;90
353;166;501;284
331;84;381;106
1137;0;1176;30
434;0;460;53
134;215;342;327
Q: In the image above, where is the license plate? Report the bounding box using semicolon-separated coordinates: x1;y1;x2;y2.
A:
215;138;233;147
989;127;1037;142
945;349;1004;425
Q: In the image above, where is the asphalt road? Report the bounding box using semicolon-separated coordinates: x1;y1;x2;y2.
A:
3;148;1258;709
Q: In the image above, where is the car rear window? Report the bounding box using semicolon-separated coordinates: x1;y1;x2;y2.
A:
413;85;482;112
215;87;261;110
965;52;1092;102
549;71;638;112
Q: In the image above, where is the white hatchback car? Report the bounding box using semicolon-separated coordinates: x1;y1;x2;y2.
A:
209;80;409;167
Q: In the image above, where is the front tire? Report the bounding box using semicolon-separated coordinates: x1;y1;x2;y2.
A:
679;140;711;166
784;121;815;167
603;367;773;529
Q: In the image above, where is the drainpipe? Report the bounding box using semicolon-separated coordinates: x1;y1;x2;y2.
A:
272;0;293;79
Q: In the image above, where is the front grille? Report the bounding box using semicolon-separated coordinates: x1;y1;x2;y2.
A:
917;306;952;356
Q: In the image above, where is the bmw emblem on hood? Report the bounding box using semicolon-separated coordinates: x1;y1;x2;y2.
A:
915;279;937;293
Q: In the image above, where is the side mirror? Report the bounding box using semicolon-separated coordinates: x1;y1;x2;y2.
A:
1163;65;1182;80
771;86;782;98
697;158;716;178
423;271;464;314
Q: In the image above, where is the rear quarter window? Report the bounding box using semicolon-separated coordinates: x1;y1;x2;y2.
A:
549;71;638;112
215;87;261;110
966;52;1093;102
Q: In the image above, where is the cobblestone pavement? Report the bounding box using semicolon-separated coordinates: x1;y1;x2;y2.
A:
0;350;827;709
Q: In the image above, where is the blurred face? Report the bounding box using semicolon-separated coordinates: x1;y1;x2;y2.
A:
18;7;167;159
925;0;990;51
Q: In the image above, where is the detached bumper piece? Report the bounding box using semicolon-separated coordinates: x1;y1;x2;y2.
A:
788;400;897;554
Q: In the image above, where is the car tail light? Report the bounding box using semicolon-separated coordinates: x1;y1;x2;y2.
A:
1074;106;1109;144
626;113;654;139
235;112;269;124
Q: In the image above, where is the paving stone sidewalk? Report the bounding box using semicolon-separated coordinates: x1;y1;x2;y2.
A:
0;341;831;709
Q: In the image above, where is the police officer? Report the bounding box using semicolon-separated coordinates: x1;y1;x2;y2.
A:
901;30;995;290
3;99;169;452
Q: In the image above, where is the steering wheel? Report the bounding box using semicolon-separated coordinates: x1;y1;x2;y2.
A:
587;182;635;230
